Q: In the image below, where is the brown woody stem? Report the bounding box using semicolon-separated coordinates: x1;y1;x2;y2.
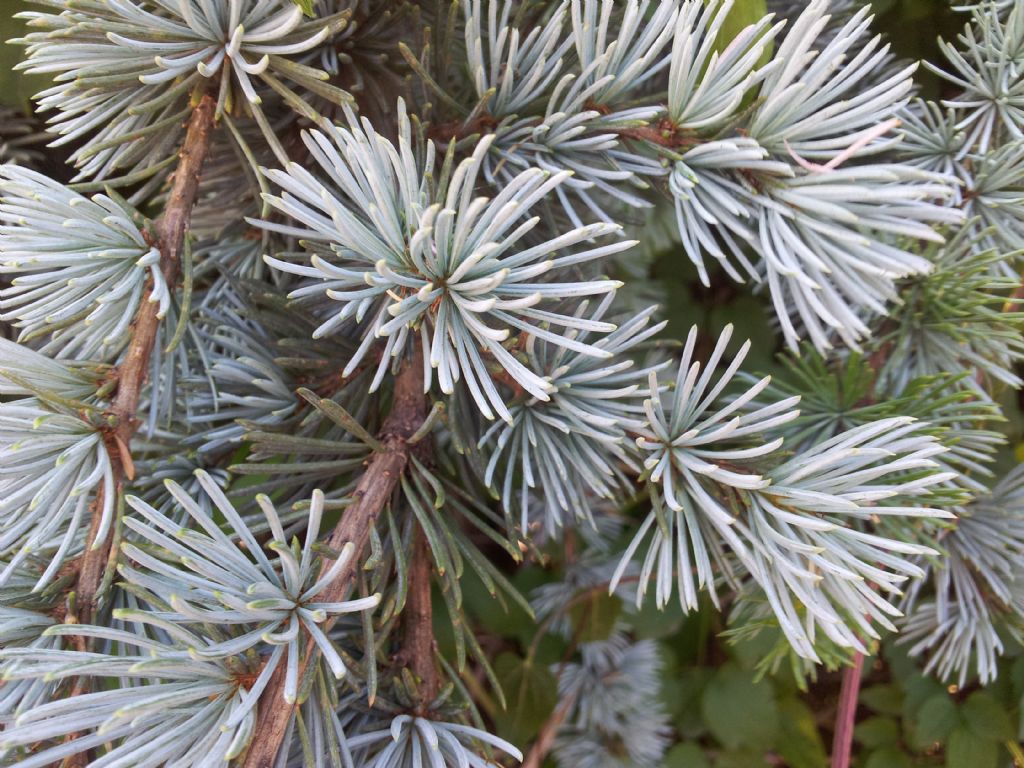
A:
73;93;217;627
830;651;865;768
401;524;441;707
240;352;426;768
613;121;698;150
111;95;217;441
430;111;695;152
58;92;217;768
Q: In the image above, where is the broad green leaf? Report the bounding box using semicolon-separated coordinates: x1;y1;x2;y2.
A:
493;653;558;747
461;569;529;638
865;747;912;768
0;0;50;110
568;591;621;643
1010;655;1024;698
291;0;315;16
631;593;686;640
856;717;901;749
901;673;946;724
860;684;904;717
668;667;714;738
962;692;1015;742
662;743;710;768
708;296;777;372
700;664;779;751
727;620;780;671
510;567;555;648
777;697;828;768
910;694;960;749
946;727;998;768
716;749;767;768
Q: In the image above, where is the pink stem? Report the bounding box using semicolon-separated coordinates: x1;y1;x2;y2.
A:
831;651;865;768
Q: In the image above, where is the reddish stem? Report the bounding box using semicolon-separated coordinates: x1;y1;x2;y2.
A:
831;651;865;768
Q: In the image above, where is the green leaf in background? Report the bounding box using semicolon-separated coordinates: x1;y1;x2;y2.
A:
946;727;999;768
493;653;559;747
708;295;777;371
962;692;1015;742
855;717;901;749
910;694;960;749
1010;655;1024;696
509;567;558;650
631;593;686;640
662;743;711;768
666;667;714;739
865;746;913;768
727;622;778;671
716;750;767;768
0;1;51;111
899;671;947;725
291;0;316;16
710;0;773;67
777;697;828;768
860;684;904;717
461;569;527;638
568;592;621;643
700;664;779;751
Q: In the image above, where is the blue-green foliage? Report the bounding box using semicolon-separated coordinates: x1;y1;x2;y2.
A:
0;1;1023;767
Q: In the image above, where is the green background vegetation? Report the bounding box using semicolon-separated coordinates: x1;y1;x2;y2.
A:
1;1;1020;766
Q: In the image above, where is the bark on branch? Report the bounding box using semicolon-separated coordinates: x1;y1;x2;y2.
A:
429;111;696;151
400;525;441;707
59;92;217;768
240;353;427;768
74;93;218;627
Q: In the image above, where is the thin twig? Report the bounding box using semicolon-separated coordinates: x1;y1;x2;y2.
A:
240;350;427;768
520;625;588;768
830;651;865;768
613;120;699;150
520;537;623;768
428;109;697;151
522;695;574;768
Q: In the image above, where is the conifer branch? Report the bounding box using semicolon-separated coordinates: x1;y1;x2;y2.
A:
401;525;441;708
2;3;1021;765
74;93;218;628
108;94;218;442
50;90;217;768
830;327;887;768
241;351;427;768
429;111;699;151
